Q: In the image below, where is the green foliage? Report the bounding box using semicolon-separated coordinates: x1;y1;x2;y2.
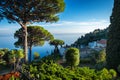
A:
73;28;108;46
0;49;9;64
0;50;5;57
109;69;117;78
106;0;120;70
8;50;16;64
0;0;65;62
50;39;64;59
89;50;106;70
65;47;80;69
21;58;117;80
95;61;106;70
1;49;24;64
0;48;9;53
90;50;106;64
0;0;65;23
117;65;120;73
96;68;117;80
97;50;106;63
9;75;20;80
14;26;54;62
50;39;64;47
34;52;40;60
9;49;24;63
0;50;5;63
14;26;54;48
15;49;24;59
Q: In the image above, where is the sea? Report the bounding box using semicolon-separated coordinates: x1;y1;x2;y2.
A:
0;33;84;59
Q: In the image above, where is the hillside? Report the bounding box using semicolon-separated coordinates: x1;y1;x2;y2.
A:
72;27;109;46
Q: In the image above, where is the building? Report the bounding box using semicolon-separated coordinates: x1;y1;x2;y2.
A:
88;39;107;49
97;39;107;48
88;41;97;49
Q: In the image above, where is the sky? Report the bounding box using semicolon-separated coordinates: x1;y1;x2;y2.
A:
0;0;114;35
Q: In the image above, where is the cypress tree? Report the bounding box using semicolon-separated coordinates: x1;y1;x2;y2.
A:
65;48;80;69
106;0;120;69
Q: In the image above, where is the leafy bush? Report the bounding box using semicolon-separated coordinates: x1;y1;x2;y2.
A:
90;50;106;70
95;61;106;70
21;58;117;80
65;47;80;69
109;69;117;78
90;50;106;63
96;68;116;80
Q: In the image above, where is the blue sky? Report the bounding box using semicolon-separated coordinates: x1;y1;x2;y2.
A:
0;0;114;35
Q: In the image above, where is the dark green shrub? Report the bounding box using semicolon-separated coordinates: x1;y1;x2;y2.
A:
21;56;117;80
65;47;80;69
95;62;106;70
117;65;120;73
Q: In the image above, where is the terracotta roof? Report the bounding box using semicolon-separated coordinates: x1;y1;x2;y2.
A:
97;39;107;44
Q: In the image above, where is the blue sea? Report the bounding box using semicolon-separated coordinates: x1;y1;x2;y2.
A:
0;33;84;59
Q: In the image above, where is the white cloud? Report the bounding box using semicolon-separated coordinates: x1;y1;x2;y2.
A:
0;19;110;35
0;28;9;31
0;26;20;36
40;20;108;27
39;20;110;33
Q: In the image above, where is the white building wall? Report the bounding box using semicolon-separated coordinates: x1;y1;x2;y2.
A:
88;41;97;49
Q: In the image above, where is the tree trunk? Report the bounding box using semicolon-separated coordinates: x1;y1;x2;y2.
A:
55;45;58;53
29;46;32;62
22;25;28;62
24;27;28;62
16;59;20;70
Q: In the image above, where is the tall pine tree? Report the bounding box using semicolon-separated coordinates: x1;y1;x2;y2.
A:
0;0;65;62
106;0;120;69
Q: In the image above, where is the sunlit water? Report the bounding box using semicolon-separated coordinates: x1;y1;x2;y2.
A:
0;33;84;59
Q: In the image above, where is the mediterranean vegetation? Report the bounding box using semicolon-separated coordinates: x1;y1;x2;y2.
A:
0;0;65;62
0;0;120;80
73;28;108;47
14;26;54;62
106;0;120;70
